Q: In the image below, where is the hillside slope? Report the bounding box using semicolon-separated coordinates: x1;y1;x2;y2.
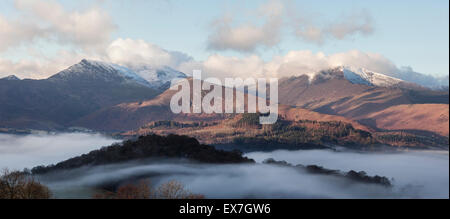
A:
74;77;373;132
361;104;449;136
278;68;449;136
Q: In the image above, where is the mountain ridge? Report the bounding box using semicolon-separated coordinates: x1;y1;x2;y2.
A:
49;59;153;88
0;75;20;81
0;61;448;143
0;60;160;130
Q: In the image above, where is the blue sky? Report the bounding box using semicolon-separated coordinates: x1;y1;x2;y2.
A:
106;0;449;76
0;0;448;79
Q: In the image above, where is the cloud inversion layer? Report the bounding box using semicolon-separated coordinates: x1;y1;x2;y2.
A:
37;149;449;199
0;133;119;170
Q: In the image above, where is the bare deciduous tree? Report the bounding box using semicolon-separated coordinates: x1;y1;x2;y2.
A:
94;180;204;199
0;169;51;199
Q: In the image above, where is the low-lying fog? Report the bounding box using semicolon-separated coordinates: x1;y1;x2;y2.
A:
41;150;448;199
1;133;448;199
40;161;397;199
247;150;449;199
0;133;120;170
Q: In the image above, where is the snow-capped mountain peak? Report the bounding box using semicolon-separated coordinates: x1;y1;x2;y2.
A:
340;66;406;87
0;75;20;81
50;59;152;87
49;59;188;90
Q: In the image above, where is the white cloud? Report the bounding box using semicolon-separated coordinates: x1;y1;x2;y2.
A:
396;67;449;89
0;0;116;53
0;50;98;79
0;0;379;80
180;50;393;80
0;38;193;79
35;150;449;199
0;58;54;79
295;12;374;44
0;133;119;170
1;36;446;89
0;0;117;78
207;0;284;52
106;38;193;68
327;50;397;74
179;49;448;89
207;0;375;52
0;14;46;51
327;12;374;40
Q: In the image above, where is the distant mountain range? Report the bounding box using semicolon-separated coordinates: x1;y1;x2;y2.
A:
68;68;448;148
0;60;448;148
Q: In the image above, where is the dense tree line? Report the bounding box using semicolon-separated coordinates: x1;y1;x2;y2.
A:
32;134;254;174
143;121;217;129
376;132;449;148
263;158;392;187
233;116;376;147
233;113;263;128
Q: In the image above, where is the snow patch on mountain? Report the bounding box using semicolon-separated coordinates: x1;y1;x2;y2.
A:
131;65;187;90
50;59;188;90
51;59;153;87
341;66;406;87
0;75;20;81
